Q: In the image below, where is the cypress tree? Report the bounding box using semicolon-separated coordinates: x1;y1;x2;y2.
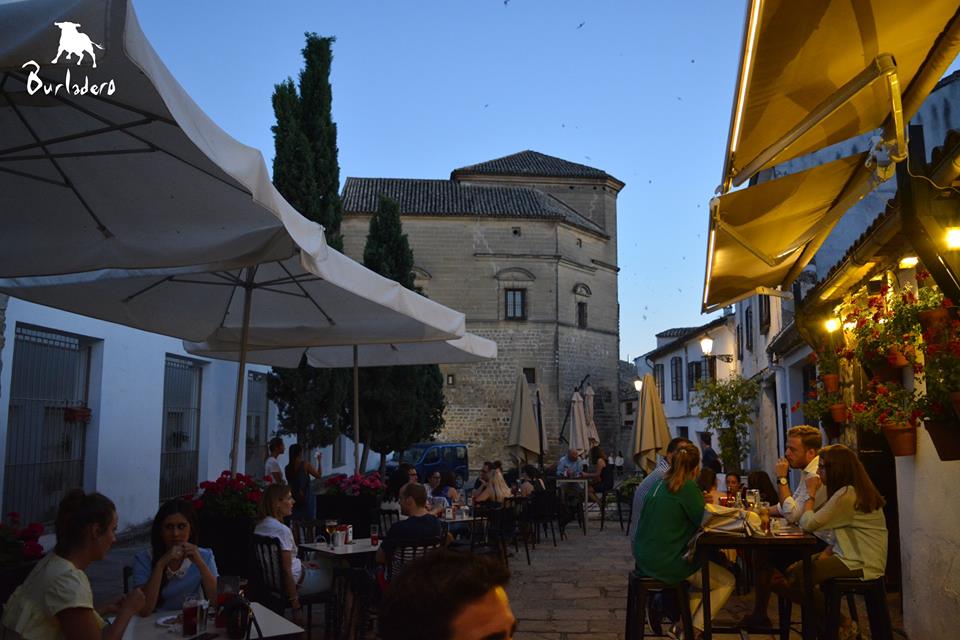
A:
266;34;349;447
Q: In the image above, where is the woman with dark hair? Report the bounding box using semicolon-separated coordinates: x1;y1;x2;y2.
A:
746;470;779;506
2;490;144;640
429;470;460;504
775;444;888;637
519;465;545;497
130;499;217;613
582;445;608;503
285;444;322;521
696;467;720;504
633;443;734;638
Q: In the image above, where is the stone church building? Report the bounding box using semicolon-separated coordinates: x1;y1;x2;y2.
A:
339;151;623;464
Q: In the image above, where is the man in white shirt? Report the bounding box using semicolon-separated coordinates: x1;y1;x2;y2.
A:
265;437;285;484
742;425;826;628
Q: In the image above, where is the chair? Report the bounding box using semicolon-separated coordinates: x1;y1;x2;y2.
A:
823;577;893;640
526;488;558;548
384;538;444;583
597;464;619;531
493;501;530;567
327;567;376;640
290;519;320;546
624;571;695;639
379;508;400;534
250;534;331;632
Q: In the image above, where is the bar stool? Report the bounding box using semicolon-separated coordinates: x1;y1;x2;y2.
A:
624;571;695;639
823;577;893;640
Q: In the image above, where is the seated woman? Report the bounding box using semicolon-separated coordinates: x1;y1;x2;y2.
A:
581;446;608;504
633;443;735;639
285;444;322;521
255;484;333;624
473;468;510;505
746;470;779;506
2;490;145;640
696;467;721;505
519;465;545;498
774;444;887;639
429;470;460;505
131;499;217;613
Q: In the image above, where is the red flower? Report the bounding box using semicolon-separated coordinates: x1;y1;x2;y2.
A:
942;297;954;308
807;390;817;399
192;499;204;510
263;475;274;483
790;401;801;413
22;541;44;559
245;491;262;503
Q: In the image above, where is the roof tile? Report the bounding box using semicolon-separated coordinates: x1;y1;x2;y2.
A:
451;150;616;181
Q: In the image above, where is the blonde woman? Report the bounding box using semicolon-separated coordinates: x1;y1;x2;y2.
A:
632;443;735;639
254;484;332;624
474;468;510;504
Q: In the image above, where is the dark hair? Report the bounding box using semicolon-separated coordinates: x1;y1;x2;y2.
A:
288;443;303;462
666;437;692;454
385;463;415;501
521;464;539;480
149;499;199;590
268;436;284;453
818;444;885;513
438;471;457;490
54;489;116;555
696;467;717;493
589;446;605;465
746;471;778;504
493;460;503;471
380;550;511;640
400;482;427;507
665;443;700;493
787;425;822;453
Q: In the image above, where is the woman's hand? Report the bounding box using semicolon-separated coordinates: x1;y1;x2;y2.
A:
96;595;124;615
161;544;185;567
181;542;205;567
804;475;822;496
119;589;146;617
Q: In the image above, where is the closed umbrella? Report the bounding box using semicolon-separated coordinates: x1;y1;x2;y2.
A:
632;373;671;474
569;390;590;455
0;0;318;278
506;373;543;464
583;384;600;446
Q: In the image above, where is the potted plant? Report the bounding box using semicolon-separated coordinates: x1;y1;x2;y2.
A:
797;385;845;441
849;380;922;457
810;337;843;393
918;312;960;461
187;471;271;577
844;288;916;379
0;512;45;603
913;267;954;334
315;472;384;532
692;375;761;473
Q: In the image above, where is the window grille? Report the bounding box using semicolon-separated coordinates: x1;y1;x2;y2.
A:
505;289;526;320
576;302;588;328
745;306;755;352
160;356;202;502
653;364;665;402
687;361;703;391
3;325;90;525
670;357;683;401
759;295;771;333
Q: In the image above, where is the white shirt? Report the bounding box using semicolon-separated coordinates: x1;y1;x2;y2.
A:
615;456;624;467
265;456;283;481
799;486;888;580
780;456;819;524
254;516;302;583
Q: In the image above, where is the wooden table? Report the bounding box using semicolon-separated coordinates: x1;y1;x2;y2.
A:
554;477;590;534
696;531;820;640
121;602;303;640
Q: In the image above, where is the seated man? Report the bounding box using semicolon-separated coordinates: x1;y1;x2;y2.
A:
379;549;516;640
556;449;584;477
376;482;444;570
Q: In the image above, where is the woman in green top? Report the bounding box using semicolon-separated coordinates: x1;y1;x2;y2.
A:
633;442;735;637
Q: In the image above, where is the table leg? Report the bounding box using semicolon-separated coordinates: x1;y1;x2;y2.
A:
801;552;814;640
582;481;588;534
702;552;712;639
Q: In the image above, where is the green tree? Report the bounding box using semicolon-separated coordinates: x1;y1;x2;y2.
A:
693;375;761;472
359;196;446;469
266;34;349;446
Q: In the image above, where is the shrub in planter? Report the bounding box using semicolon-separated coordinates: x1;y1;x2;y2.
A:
849;380;921;457
0;512;45;603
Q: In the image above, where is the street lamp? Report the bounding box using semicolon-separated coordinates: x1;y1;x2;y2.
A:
633;378;643;392
700;334;734;362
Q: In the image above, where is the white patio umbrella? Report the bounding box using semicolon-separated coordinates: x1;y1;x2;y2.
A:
185;333;497;473
583;384;601;446
0;0;319;278
631;373;671;474
506;373;544;464
568;390;590;455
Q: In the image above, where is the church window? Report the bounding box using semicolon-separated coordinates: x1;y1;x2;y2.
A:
505;289;526;320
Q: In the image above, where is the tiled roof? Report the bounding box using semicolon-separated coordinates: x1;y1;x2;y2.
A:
341;177;605;235
451;150;617;182
655;327;700;338
644;317;730;361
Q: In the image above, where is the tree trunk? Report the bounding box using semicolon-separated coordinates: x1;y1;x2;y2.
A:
359;430;372;472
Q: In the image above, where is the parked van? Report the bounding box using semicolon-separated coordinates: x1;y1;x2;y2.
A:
386;442;469;488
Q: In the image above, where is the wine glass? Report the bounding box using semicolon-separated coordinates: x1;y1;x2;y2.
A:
324;519;338;549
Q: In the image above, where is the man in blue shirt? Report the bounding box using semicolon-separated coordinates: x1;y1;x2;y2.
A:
556;449;584;477
376;483;443;567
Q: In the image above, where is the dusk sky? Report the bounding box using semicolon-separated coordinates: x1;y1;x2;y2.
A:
133;1;959;361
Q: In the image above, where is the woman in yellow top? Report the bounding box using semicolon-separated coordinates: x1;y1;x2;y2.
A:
2;490;145;640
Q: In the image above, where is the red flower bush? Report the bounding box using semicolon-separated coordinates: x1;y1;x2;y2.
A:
185;471;272;518
321;472;383;498
0;512;45;567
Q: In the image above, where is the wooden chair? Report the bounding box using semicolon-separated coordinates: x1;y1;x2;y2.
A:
250;534;331;632
290;519;320;546
597;465;620;531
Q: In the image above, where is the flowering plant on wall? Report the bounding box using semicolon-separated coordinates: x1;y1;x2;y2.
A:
0;512;45;568
843;287;918;369
322;472;383;498
848;380;922;433
187;471;271;518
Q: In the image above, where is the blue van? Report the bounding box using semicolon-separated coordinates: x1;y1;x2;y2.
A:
387;442;469;488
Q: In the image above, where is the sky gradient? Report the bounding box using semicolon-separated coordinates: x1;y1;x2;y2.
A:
132;1;958;361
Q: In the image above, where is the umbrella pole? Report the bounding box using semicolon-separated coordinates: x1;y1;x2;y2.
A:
353;345;360;475
229;282;253;473
535;389;545;470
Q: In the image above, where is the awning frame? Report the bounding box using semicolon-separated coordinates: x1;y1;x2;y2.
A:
722;53;907;192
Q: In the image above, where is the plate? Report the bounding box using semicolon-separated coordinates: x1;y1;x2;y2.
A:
156;615;180;628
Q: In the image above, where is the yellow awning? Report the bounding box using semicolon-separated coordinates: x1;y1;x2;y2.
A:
721;0;960;191
703;154;865;312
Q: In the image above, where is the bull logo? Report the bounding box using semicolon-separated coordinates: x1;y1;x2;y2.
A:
51;21;104;68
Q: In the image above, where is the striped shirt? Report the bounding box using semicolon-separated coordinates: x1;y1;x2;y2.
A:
629;457;669;537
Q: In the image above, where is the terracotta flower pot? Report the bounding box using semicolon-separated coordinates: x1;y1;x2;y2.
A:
882;422;917;457
918;308;951;334
822;374;840;394
829;403;848;424
924;419;960;461
886;346;909;368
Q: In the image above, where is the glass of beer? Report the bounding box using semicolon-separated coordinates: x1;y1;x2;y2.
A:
182;596;199;637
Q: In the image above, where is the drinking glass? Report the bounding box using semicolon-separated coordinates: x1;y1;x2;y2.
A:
746;489;760;509
182;595;199;637
324;519;338;549
369;525;379;546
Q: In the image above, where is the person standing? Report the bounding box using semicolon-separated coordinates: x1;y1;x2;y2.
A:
285;444;322;520
615;450;625;476
265;437;285;484
700;435;722;474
